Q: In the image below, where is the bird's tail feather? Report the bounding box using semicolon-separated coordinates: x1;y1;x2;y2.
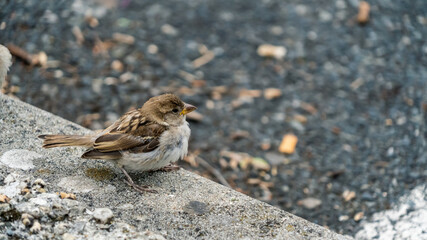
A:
38;135;93;148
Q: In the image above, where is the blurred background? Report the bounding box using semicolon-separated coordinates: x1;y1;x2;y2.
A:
1;0;427;236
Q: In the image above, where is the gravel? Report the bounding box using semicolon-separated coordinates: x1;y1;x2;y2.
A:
355;185;427;240
1;0;427;236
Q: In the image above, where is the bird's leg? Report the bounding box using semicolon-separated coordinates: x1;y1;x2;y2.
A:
156;163;181;172
120;167;157;193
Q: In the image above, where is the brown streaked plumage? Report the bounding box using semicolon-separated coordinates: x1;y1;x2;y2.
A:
39;93;196;193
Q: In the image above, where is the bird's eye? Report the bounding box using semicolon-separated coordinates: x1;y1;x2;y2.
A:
172;108;179;113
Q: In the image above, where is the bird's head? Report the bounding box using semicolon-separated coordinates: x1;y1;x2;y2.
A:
142;94;196;126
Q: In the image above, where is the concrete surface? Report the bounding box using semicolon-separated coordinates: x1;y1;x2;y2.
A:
0;93;351;239
355;184;427;240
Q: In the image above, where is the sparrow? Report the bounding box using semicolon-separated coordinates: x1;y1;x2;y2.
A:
39;93;196;193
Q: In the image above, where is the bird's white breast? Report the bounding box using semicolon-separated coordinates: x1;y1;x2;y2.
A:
118;122;191;172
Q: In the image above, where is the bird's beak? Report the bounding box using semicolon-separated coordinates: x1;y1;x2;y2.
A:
180;103;197;115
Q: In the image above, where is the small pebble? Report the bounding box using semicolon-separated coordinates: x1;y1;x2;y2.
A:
33;179;46;187
30;220;41;233
62;233;76;240
93;208;114;224
257;44;286;60
354;211;364;221
298;197;322;209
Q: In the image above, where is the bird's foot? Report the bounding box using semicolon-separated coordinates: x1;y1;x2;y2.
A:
120;167;157;193
124;179;157;193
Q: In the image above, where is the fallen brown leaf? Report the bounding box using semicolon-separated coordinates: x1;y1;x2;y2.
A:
247;178;261;185
293;114;307;124
239;89;262;98
193;51;215;68
263;88;282;100
85;16;99;27
357;1;370;24
300;102;317;114
342;190;356;202
354;212;364;221
72;26;84;45
278;134;298;154
58;192;76;200
0;194;10;203
251;157;270;171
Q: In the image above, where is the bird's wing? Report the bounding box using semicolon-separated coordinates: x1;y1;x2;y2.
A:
91;110;166;153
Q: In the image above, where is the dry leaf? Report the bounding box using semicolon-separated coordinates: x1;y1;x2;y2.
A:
193;51;215;68
251;157;271;171
354;212;364;221
257;44;287;60
0;194;10;203
271;166;278;176
259;181;274;188
35;51;48;67
239;89;262;98
300;102;317;114
72;26;84;45
219;158;228;169
221;150;249;170
247;178;262;185
357;1;370;24
279;134;298;154
263;88;282;100
85;16;99;27
58;192;76;200
342;190;356;202
293;114;307;124
113;33;135;44
21;188;30;194
238;157;252;170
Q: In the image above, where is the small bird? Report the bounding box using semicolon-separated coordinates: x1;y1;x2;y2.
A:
39;94;196;193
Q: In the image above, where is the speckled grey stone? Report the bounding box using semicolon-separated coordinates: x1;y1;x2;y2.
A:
0;94;352;239
92;208;114;224
0;149;40;170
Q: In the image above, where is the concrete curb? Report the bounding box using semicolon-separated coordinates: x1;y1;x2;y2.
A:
0;93;352;239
